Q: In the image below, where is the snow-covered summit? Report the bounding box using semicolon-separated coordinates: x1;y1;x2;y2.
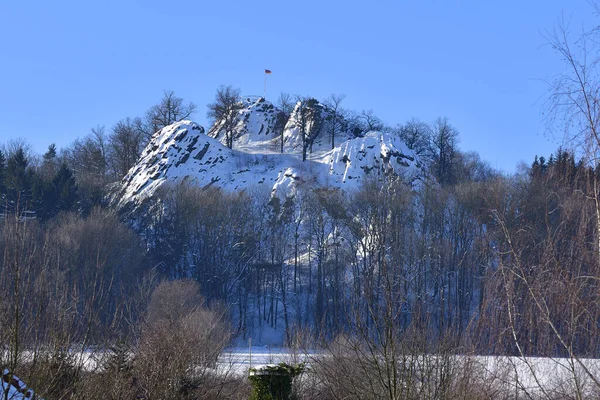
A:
282;99;357;154
207;97;285;151
206;97;359;155
111;99;423;212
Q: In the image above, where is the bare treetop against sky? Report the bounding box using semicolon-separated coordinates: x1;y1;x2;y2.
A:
0;0;596;172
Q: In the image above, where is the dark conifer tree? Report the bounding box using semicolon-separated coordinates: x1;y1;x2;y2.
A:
52;163;78;213
31;162;78;220
31;172;52;220
0;149;5;198
5;147;32;215
41;143;59;181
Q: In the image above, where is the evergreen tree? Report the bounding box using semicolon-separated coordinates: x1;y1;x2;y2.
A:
31;172;52;220
5;147;32;215
0;149;5;199
31;163;78;220
41;143;59;181
30;144;67;220
52;163;78;214
305;98;323;155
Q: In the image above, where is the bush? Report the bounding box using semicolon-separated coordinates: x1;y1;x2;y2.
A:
248;363;304;400
133;280;231;400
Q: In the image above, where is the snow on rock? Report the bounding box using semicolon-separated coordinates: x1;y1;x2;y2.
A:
208;97;359;156
208;97;285;151
111;101;424;213
320;131;420;186
282;99;356;155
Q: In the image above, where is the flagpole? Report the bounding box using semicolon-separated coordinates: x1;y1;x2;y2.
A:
264;69;272;100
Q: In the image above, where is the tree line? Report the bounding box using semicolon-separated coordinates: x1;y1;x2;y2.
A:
1;86;593;353
4;142;600;399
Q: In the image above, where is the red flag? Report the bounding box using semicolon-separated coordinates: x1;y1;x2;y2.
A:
265;69;272;74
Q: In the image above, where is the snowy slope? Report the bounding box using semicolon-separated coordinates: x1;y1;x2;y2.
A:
207;96;285;151
111;99;423;211
282;99;356;154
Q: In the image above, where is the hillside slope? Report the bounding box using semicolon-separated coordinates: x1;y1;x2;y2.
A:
111;97;423;211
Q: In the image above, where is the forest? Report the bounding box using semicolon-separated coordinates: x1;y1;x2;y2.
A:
2;21;600;400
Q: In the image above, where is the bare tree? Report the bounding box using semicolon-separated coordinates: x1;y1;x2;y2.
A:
490;172;600;398
307;178;472;400
545;13;600;267
359;109;384;133
0;207;147;400
134;280;231;400
1;138;35;163
481;10;600;397
277;92;295;118
397;118;432;157
207;85;243;149
481;15;600;388
65;126;112;213
429;117;459;186
109;117;146;178
277;93;295;153
138;90;197;139
324;93;347;149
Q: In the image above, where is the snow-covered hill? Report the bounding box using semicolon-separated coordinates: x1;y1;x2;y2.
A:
111;98;423;211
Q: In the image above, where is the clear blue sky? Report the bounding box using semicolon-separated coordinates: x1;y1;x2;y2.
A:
0;0;596;172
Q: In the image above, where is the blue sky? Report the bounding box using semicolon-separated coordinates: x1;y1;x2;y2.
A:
0;0;597;172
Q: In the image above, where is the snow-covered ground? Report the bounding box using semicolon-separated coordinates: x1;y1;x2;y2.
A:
219;346;314;375
219;349;600;397
455;355;600;397
6;349;600;397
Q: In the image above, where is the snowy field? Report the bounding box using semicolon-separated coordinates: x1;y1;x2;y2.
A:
218;347;315;375
453;355;600;397
6;349;600;398
21;347;600;391
218;349;600;397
